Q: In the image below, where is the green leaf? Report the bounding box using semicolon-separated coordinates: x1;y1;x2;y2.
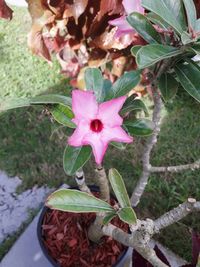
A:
110;142;127;150
182;0;197;30
195;18;200;32
136;44;182;69
190;43;200;56
158;73;179;102
121;97;149;116
102;79;113;101
117;207;137;225
127;12;161;44
103;212;117;225
0;94;72;113
125;119;154;136
0;98;31;112
131;45;142;57
109;71;141;99
63;145;92;176
109;168;131;208
147;12;169;30
31;94;72;106
51;104;75;128
47;189;114;213
142;0;186;35
85;68;104;102
181;31;194;45
175;61;200;102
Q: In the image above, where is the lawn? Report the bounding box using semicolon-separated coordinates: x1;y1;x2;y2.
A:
0;6;200;263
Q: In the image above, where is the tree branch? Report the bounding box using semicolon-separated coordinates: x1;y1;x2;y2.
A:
102;223;168;267
150;160;200;173
131;90;162;207
102;198;200;266
154;198;200;232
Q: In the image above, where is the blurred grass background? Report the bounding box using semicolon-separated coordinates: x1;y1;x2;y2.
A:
0;6;200;263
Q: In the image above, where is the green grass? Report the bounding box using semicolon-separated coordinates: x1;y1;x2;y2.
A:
0;6;68;99
0;6;200;263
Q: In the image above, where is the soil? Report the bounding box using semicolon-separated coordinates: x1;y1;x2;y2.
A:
41;195;129;267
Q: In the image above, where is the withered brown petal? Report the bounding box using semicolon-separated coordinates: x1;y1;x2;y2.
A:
0;0;13;20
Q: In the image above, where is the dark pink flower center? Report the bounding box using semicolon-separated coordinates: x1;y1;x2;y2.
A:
90;119;103;133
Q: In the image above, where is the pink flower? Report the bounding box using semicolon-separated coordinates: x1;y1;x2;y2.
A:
68;90;133;164
109;0;144;37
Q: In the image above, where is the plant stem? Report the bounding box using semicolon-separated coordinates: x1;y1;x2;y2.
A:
131;89;162;207
75;169;91;194
88;214;104;243
94;164;110;202
88;165;110;243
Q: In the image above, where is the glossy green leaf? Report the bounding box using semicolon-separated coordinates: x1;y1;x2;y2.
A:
51;104;75;128
158;73;179;102
109;71;141;99
142;0;186;35
0;94;72;112
47;189;114;213
63;145;92;176
127;12;161;44
103;212;117;225
136;44;182;69
195;18;200;32
102;79;113;101
109;168;131;208
190;43;200;56
118;207;137;225
131;45;142;57
125;119;154;136
121;97;149;116
175;61;200;102
85;68;104;102
183;0;197;30
181;31;194;45
147;13;169;30
31;94;72;106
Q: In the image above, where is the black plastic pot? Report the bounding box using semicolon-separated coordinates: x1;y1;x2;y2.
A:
37;185;129;267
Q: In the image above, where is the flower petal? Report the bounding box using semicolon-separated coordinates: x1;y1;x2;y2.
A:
98;96;126;127
82;133;108;164
72;90;98;122
68;120;90;147
122;0;144;14
101;126;133;144
109;17;134;37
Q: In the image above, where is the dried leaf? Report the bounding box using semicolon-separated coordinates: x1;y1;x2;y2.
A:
0;0;13;20
27;0;55;62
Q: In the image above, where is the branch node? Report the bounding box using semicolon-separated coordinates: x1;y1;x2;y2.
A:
188;198;196;204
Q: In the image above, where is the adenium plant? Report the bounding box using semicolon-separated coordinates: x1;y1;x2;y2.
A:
1;0;200;266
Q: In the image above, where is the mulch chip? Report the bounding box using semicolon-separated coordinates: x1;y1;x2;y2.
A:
41;195;128;267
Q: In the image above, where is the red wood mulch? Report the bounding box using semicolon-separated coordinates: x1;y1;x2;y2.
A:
41;195;128;267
